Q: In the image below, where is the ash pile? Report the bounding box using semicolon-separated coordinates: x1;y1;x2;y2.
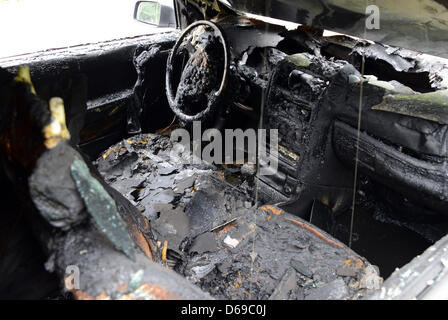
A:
95;133;382;300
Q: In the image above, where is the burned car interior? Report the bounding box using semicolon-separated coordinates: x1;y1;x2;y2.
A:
0;0;448;300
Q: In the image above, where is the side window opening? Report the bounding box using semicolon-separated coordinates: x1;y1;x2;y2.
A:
0;0;175;59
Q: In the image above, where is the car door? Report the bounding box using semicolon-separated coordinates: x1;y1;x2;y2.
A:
0;0;178;160
0;0;178;299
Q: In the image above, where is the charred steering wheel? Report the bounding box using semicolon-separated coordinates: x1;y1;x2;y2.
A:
165;20;229;123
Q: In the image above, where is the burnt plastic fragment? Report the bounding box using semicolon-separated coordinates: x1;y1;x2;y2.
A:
290;258;313;278
29;142;86;230
70;157;136;261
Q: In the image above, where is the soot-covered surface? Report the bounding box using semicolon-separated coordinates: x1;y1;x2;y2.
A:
95;134;382;300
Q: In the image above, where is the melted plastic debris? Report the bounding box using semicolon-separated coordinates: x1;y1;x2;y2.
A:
372;90;448;125
71;157;136;261
95;134;379;300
